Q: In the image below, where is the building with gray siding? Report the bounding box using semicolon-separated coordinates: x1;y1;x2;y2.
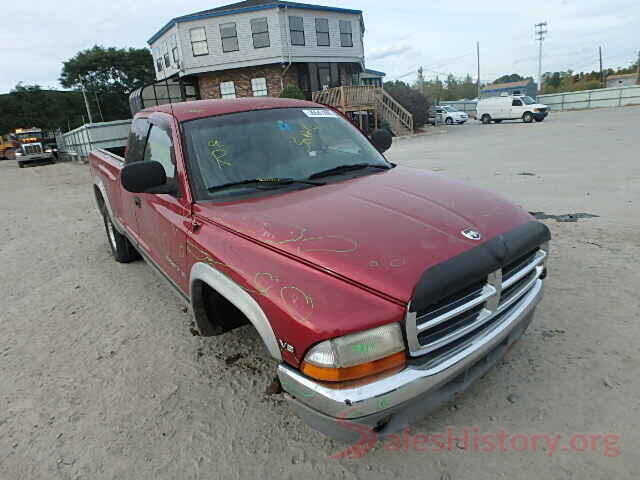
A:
146;0;366;101
480;79;538;99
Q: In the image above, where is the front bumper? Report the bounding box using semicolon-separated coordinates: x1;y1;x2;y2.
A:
278;279;543;441
18;153;54;163
533;111;549;120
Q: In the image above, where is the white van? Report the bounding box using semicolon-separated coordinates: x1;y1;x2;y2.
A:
476;95;549;124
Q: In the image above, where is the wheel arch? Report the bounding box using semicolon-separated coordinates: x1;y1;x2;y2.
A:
190;261;282;361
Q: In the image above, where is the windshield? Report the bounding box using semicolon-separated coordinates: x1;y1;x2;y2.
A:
17;132;43;143
183;108;390;201
521;96;536;105
443;106;458;112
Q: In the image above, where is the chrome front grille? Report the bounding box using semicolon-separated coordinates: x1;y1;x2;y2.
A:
406;247;547;357
24;144;43;155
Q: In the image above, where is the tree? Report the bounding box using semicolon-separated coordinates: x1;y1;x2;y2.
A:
0;84;85;134
383;80;431;127
60;46;155;121
493;73;525;84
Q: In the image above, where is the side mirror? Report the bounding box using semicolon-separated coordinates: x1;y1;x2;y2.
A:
370;128;393;153
121;161;168;193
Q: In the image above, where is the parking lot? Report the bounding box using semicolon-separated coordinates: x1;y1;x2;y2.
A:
1;106;638;479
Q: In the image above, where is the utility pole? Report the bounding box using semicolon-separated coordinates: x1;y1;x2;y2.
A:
599;46;604;88
79;78;93;124
476;41;481;98
637;50;640;84
535;22;547;94
94;91;104;122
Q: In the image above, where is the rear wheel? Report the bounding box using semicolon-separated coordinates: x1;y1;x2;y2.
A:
445;117;453;125
481;114;492;125
523;112;534;123
103;213;138;263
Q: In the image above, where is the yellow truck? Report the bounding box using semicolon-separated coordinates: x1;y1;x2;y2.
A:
0;135;18;160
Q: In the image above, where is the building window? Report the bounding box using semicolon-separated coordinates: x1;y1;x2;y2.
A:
163;43;170;68
172;46;179;63
315;18;329;47
220;22;239;52
190;27;208;56
156;55;163;72
251;78;268;97
220;81;236;99
339;20;353;47
251;18;270;48
289;16;305;46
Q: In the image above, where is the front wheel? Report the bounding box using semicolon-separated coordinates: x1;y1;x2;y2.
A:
523;112;534;123
103;213;139;263
445;117;453;125
481;114;492;125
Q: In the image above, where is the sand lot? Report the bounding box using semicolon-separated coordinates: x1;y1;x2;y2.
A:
1;106;638;479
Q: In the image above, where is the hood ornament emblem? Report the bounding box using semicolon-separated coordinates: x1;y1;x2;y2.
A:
461;228;482;240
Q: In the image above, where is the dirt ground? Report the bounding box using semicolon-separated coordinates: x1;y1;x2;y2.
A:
1;107;638;479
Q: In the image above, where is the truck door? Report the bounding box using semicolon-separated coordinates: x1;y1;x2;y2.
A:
119;117;150;247
510;98;524;118
135;117;190;294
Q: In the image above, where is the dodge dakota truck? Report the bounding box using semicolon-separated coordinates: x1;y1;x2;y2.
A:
90;97;550;440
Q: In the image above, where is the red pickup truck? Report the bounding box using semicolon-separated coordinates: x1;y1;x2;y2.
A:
90;97;550;440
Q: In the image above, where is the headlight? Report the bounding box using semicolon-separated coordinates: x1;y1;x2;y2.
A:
533;108;540;112
15;152;23;157
45;148;53;153
301;323;406;382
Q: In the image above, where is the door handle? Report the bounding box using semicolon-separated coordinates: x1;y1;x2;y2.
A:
134;196;141;208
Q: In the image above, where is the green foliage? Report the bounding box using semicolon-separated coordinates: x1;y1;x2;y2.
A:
60;45;155;120
414;74;477;103
541;58;639;94
493;73;525;84
383;80;431;127
279;84;306;100
0;84;85;134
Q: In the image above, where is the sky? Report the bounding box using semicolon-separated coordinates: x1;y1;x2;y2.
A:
0;0;638;93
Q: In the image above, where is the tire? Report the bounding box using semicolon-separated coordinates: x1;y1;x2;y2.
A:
445;117;453;125
18;162;24;168
493;119;503;124
523;112;534;123
103;213;138;263
481;114;492;125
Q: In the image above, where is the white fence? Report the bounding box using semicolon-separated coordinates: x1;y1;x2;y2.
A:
538;85;640;111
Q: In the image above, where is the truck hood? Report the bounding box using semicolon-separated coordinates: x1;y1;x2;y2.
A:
196;166;534;303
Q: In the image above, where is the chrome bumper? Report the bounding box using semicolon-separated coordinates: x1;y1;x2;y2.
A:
278;279;543;425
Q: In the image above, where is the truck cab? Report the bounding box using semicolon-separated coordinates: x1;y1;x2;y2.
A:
14;128;55;168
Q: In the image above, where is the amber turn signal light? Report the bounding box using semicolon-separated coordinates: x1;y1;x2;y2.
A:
301;351;406;382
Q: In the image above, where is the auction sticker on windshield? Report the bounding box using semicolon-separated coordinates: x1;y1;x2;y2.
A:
302;109;337;118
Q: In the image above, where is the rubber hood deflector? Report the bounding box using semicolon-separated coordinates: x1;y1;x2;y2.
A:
410;221;550;313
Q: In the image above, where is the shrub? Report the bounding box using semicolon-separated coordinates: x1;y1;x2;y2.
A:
383;81;432;128
279;85;306;100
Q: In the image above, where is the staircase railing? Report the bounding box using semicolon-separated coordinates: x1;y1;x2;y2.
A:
312;86;413;135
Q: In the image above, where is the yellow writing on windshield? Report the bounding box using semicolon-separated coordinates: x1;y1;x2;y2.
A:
208;139;231;168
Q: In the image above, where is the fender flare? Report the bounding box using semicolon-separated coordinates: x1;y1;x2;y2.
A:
190;262;282;361
93;177;124;233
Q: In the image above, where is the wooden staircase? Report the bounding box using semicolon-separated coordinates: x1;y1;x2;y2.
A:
312;86;414;136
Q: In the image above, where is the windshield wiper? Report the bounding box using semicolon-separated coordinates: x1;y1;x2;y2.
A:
308;163;391;180
207;177;324;193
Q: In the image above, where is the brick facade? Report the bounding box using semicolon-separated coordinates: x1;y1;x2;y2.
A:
198;64;300;99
